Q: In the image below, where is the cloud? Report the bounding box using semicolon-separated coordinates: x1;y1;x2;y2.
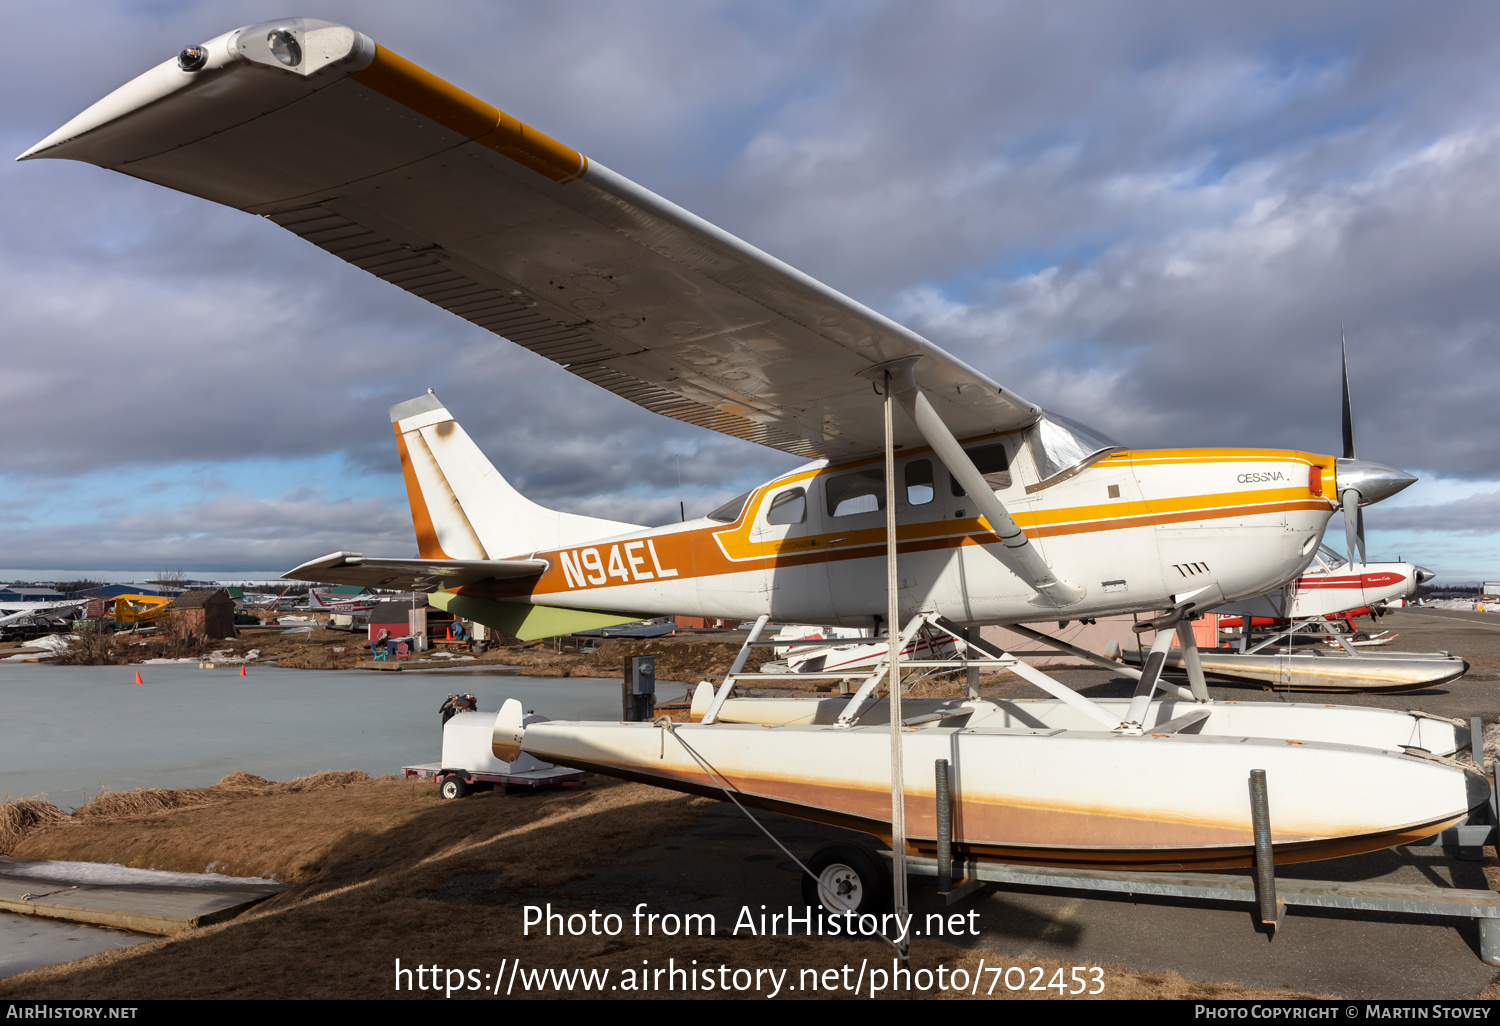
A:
5;2;1500;572
1367;491;1500;536
0;489;414;571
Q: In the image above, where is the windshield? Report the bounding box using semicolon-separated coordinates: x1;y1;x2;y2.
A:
707;490;753;524
1024;410;1124;491
1312;545;1349;573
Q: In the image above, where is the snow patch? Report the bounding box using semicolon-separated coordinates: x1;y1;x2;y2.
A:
0;859;277;888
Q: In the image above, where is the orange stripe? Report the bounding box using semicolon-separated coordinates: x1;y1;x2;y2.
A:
393;425;450;560
1030;499;1330;538
476;447;1340;598
476;495;1328;600
351;45;586;183
480;112;589;184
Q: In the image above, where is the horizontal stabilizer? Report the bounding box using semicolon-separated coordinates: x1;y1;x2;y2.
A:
283;551;547;592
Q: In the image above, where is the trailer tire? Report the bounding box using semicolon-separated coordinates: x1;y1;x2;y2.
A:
440;774;468;800
801;841;891;916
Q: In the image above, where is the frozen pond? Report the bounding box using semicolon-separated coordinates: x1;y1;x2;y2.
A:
0;912;149;979
0;663;685;809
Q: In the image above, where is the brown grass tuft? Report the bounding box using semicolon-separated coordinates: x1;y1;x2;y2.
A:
501;637;766;683
0;797;69;854
73;769;373;820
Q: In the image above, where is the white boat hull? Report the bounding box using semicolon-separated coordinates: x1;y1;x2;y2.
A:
688;692;1468;757
498;707;1485;872
1121;648;1470;694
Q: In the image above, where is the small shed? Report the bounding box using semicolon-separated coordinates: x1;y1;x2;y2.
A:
166;588;237;640
367;598;425;644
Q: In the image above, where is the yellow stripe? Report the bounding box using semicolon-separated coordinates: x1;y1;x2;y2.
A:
711;482;1326;562
1124;448;1329;467
351;45;586;183
1024;486;1315;529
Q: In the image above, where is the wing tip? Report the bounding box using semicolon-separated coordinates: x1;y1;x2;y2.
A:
282;550;362;580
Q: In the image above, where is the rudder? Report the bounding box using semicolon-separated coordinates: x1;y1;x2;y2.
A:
389;392;640;560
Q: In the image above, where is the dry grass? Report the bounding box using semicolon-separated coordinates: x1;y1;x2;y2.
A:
0;770;1347;1001
270;643;362;670
499;637;766;682
0;771;372;857
52;621;127;666
0;797;68;855
72;770;372;820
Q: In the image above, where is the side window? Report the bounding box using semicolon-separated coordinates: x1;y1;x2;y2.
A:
765;487;807;525
905;460;934;506
950;442;1012;496
826;469;885;518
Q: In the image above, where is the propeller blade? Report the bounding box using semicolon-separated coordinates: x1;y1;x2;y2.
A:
1341;326;1356;460
1342;487;1362;565
1356;503;1366;565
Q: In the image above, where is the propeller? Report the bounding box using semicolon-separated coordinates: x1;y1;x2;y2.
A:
1339;328;1367;565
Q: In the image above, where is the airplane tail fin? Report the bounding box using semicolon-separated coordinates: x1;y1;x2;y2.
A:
389;392;641;560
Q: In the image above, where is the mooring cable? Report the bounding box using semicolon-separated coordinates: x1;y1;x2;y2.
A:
653;715;905;953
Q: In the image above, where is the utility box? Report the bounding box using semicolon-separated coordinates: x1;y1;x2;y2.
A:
623;655;656;721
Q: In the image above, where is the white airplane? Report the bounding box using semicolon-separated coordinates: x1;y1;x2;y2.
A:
1218;545;1433;629
0;600;87;631
0;599;88;621
303;589;380;616
769;623;964;676
24;19;1483;880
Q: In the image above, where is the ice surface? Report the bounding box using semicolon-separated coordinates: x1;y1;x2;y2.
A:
0;664;685;810
0;911;148;979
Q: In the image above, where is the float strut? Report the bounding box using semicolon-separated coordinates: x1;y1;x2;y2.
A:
1249;768;1282;933
935;759;952;893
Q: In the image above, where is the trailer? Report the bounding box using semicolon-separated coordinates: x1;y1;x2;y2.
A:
403;694;587;799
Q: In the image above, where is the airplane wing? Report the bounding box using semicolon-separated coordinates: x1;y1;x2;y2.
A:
0;601;87;627
284;551;548;592
20;18;1041;461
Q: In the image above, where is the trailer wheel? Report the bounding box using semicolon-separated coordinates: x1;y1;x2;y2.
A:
801;842;891;916
439;774;468;800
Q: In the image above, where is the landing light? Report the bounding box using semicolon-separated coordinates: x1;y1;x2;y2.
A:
267;29;301;67
176;45;207;71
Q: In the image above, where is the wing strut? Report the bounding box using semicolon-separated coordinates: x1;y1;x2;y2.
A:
878;359;1085;607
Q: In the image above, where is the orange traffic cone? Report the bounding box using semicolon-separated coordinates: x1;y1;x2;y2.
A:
133;670;143;685
239;664;247;677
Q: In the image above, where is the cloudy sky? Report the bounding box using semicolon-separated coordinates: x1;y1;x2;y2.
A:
4;1;1499;580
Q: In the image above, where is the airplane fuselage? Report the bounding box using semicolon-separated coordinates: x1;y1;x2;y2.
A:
465;441;1337;628
1286;565;1417;619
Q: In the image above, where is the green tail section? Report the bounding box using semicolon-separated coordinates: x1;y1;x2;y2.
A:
428;591;642;642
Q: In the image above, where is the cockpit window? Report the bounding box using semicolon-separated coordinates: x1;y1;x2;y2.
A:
765;487;807;525
707;490;752;524
1025;411;1124;492
826;468;885;518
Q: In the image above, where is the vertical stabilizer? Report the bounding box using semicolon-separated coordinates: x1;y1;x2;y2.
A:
389;392;641;559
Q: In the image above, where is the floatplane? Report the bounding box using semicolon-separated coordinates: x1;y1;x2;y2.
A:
23;19;1486;910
